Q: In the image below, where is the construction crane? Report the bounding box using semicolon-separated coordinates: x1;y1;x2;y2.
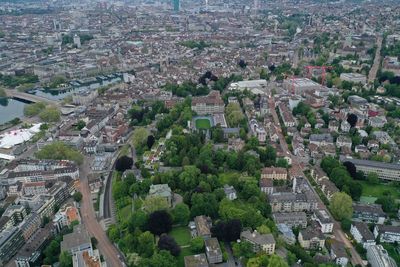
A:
304;65;333;86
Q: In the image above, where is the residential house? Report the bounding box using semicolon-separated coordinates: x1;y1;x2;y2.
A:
330;240;349;267
353;203;386;224
369;117;387;128
336;136;352;149
340;121;351;132
367;245;397;267
0;227;25;265
309;134;334;146
240;230;275;254
148;184;173;207
313;210;334;234
261;167;288;180
374;225;400;243
184;254;209;267
60;224;93;256
277;224;296;245
223;185;237;200
298;227;325;250
194;216;212;239
350;222;376;249
272;212;307;228
259;178;274;195
328;120;339;132
269;192;318;213
204;238;222;264
14;224;54;267
250;119;266;143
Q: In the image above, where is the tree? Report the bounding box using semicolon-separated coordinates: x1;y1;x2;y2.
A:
35;142;83;165
211;219;242;242
138;250;177;267
211;125;224;143
367;172;379;184
256;224;271;234
225;103;244;126
158;234;181;256
341;218;352;232
347;113;358;128
147;135;155;149
115;155;133;172
171;203;190;225
143;196;169;213
321;157;341;176
73;192;82;202
148;210;173;235
343;161;357;178
268;254;289;267
130;210;148;231
137;231;155;257
39;106;61;122
132;127;149;149
190;237;204;253
43;239;60;264
276;158;289;168
376;196;397;213
238;59;247;69
190;193;219;218
76;120;86;130
59;251;72;267
24;102;46;117
232;241;254;259
329;192;353;221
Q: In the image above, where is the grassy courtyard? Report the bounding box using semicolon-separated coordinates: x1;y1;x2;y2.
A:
195;118;211;129
170;226;191;246
170;226;192;267
359;181;400;199
177;247;192;267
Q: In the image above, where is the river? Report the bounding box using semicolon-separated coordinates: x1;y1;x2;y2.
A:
0;98;27;125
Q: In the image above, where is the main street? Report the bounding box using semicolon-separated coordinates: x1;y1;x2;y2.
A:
79;157;124;267
268;97;365;266
368;35;383;83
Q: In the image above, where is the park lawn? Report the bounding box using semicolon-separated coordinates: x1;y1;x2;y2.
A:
177;246;192;267
195;119;211;129
359;181;400;199
117;204;132;223
170;226;191;246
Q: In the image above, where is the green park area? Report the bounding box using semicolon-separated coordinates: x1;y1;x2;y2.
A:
170;226;192;267
195;118;211;129
359;181;400;199
169;226;191;246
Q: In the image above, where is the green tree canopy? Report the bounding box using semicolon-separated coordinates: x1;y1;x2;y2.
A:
39;106;61;122
329;192;353;220
24;102;46;117
35;141;84;165
171;203;190;225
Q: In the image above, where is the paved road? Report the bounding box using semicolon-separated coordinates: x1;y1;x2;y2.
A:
79;157;124;267
368;36;383;83
269;97;365;266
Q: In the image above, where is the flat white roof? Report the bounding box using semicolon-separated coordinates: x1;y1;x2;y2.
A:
0;153;15;161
